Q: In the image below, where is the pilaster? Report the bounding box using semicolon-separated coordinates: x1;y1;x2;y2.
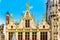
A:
30;32;32;40
37;31;40;40
23;31;25;40
6;32;8;40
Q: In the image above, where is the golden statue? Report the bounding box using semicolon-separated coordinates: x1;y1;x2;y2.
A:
26;2;29;10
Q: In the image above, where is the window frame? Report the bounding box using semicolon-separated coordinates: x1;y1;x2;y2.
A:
32;32;37;40
25;32;30;40
18;32;22;40
40;32;47;40
25;20;30;27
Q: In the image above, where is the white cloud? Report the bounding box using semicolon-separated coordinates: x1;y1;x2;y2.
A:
22;6;33;14
29;6;33;10
0;0;1;2
23;10;25;13
22;6;33;13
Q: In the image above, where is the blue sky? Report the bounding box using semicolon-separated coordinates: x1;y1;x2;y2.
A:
0;0;47;24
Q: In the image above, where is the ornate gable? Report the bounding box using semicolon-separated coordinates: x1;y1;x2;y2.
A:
19;3;36;29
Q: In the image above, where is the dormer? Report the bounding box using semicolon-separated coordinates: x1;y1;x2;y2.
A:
39;19;50;29
7;24;16;29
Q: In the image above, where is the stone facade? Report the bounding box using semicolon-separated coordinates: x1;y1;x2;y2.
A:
5;0;60;40
5;3;51;40
46;0;60;40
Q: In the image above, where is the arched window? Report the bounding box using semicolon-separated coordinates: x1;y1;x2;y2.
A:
11;25;13;28
43;25;45;28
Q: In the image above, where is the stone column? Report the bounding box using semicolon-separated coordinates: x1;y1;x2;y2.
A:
48;32;50;40
50;31;52;40
30;32;32;40
37;31;40;40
